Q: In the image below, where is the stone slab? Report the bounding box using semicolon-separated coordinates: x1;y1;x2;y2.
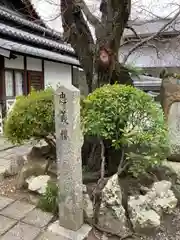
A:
0;200;35;220
0;215;17;235
0;151;13;158
1;222;40;240
55;85;83;231
0;196;14;210
48;221;92;240
13;145;31;155
36;231;70;240
22;208;54;228
0;138;13;151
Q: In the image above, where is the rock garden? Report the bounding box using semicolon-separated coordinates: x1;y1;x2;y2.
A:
2;79;180;239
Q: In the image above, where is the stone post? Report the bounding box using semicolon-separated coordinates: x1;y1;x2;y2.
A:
161;77;180;161
52;84;91;239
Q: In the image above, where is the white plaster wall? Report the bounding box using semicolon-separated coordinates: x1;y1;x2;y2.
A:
44;61;72;89
119;38;180;68
5;55;24;69
27;57;42;71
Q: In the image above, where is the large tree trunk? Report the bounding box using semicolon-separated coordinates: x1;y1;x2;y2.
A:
61;0;132;172
61;0;132;92
87;60;133;92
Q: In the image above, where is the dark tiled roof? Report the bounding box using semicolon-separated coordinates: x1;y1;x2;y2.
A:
0;6;63;41
0;38;80;65
0;2;77;59
0;23;75;55
132;75;162;89
20;0;45;27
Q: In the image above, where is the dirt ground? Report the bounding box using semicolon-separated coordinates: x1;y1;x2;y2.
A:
0;175;40;204
1;175;180;240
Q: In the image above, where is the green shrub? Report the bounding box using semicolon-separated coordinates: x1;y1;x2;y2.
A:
81;84;169;177
4;87;54;145
38;181;58;214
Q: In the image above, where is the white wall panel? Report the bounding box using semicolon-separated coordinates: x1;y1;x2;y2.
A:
44;61;72;89
27;57;42;71
5;55;24;69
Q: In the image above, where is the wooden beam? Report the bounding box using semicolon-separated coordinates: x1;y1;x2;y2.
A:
0;56;4;100
42;59;44;89
0;56;6;117
24;56;28;95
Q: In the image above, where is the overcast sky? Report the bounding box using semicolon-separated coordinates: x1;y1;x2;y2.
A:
32;0;179;32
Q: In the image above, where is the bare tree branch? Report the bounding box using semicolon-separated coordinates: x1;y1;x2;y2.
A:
75;0;100;27
120;38;140;47
125;25;140;39
111;0;131;52
123;7;180;63
146;43;161;58
61;0;94;92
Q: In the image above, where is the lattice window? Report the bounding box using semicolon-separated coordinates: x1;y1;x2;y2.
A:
5;70;23;97
28;71;43;91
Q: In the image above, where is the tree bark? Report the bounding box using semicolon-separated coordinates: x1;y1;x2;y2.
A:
61;0;133;92
61;0;133;171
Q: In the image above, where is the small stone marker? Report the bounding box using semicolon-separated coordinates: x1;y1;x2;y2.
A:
168;102;180;159
54;84;91;239
160;77;180;161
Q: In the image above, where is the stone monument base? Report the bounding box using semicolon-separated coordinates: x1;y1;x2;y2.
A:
48;221;92;240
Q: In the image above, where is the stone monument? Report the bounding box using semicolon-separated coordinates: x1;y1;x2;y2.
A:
50;84;91;239
168;102;180;161
161;77;180;161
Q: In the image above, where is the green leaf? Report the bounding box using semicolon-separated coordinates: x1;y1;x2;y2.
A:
81;84;169;177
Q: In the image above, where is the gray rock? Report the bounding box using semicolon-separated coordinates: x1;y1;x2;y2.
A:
4;155;26;177
97;174;130;237
16;159;49;189
162;161;180;183
82;184;93;220
28;194;40;206
83;184;87;193
149;181;177;214
151;161;180;203
26;175;50;194
128;180;177;232
27;144;51;160
83;193;93;220
128;195;161;232
0;145;31;178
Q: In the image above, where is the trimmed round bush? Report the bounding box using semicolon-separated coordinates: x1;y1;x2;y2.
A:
81;84;169;176
4;87;54;144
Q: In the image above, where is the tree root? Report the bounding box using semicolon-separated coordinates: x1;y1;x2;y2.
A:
92;177;107;224
92;139;107;224
90;140;142;239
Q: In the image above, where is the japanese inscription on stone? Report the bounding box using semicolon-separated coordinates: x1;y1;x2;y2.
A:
54;85;83;232
59;91;68;140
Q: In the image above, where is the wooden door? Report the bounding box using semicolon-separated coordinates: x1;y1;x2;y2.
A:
27;71;43;92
